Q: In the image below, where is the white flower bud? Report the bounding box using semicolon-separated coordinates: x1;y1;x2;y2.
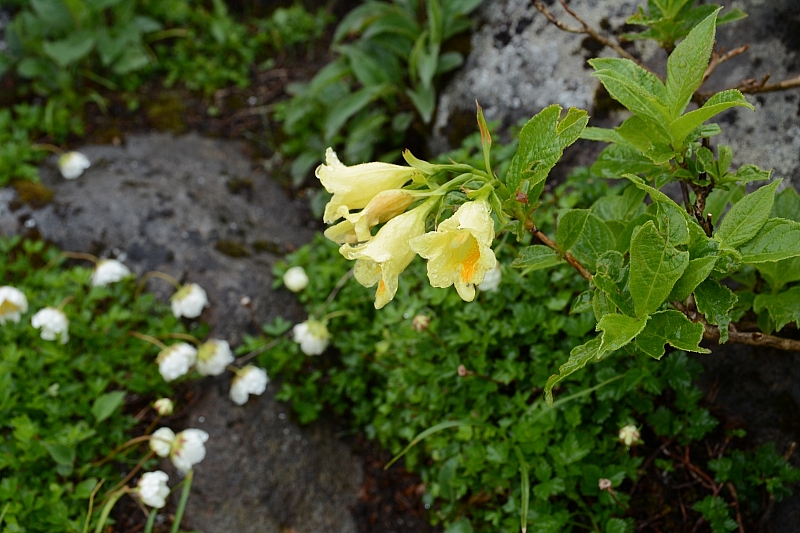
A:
31;307;69;344
150;427;176;457
292;319;330;356
0;286;28;325
170;429;209;473
229;365;269;405
477;263;502;292
153;398;174;416
91;259;132;287
170;283;209;319
412;314;430;332
196;339;234;376
136;471;170;508
156;343;197;382
58;151;91;179
598;478;613;491
619;424;641;446
283;266;309;292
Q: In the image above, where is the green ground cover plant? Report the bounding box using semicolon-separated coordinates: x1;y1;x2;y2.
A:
0;236;202;532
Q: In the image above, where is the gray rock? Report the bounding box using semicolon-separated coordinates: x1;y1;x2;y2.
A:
433;0;800;189
0;133;362;533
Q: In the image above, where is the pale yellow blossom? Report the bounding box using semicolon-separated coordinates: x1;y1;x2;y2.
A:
324;189;416;244
316;148;418;224
410;198;496;302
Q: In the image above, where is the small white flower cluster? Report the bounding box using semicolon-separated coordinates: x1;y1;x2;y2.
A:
58;151;91;180
150;427;209;473
135;470;170;508
170;283;208;319
292;319;330;356
618;424;642;447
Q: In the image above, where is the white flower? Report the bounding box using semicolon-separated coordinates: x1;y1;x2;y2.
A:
598;478;613;491
153;398;174;416
91;259;132;287
150;427;176;457
156;343;197;382
292;319;330;356
170;283;209;319
170;429;209;473
136;471;170;508
412;314;430;332
31;307;69;344
477;263;502;292
619;424;641;446
229;365;269;405
0;286;28;325
196;339;233;376
283;266;309;292
58;151;91;179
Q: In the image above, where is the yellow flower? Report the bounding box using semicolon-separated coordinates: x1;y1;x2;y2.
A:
316;148;418;224
410;198;496;302
340;200;435;309
323;189;416;244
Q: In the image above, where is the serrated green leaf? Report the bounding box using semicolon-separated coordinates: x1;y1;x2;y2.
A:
738;217;800;263
756;258;800;292
773;187;800;222
703;184;744;223
630;221;690;317
714;180;781;247
44;442;76;466
655;200;690;245
594;251;635;317
592;144;656;178
669;90;754;148
324;84;387;140
597;313;649;354
665;9;720;119
724;164;771;185
590;57;668;102
617;212;657;254
580;127;626;144
505;105;588;199
636;310;708;359
753;287;800;331
570;290;593;314
668;255;717;302
617;115;670;151
592;288;616;321
695;278;737;343
544;337;603;406
570;214;616;272
556;209;590;251
91;390;127;423
511;245;564;270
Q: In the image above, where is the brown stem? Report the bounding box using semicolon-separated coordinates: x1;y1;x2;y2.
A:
698;73;800;100
532;0;649;73
725;482;746;533
524;218;593;281
701;45;750;89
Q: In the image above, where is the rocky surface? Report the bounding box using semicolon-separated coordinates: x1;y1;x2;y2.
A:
0;133;364;533
433;0;800;190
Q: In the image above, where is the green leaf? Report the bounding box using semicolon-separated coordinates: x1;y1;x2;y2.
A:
592;144;656;178
337;43;398;86
773;187;800;222
703;184;744;222
91;390;127;423
544;337;602;406
42;32;96;68
44;442;76;466
597;313;649;354
665;9;720;119
629;221;690;317
444;518;474;533
406;84;436;124
668;255;717;301
570;214;616;272
635;310;709;359
753;287;800;331
594;251;635;317
655;199;690;245
756;258;800;292
556;209;590;251
580;127;626;144
112;46;150;74
694;279;737;343
714;180;781;247
505;105;588;199
511;245;564;271
669;90;754;148
323;84;387;141
738;217;800;263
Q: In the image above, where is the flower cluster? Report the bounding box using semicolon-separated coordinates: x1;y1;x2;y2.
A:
150;427;209;473
315;148;498;309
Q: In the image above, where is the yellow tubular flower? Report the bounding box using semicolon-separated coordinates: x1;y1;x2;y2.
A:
323;189;417;244
340;199;436;309
410;198;497;302
316;148;419;224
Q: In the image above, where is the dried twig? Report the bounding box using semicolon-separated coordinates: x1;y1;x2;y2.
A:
702;45;750;86
532;0;646;68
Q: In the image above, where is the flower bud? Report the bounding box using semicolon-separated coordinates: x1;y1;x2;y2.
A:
598;478;613;491
91;259;131;287
283;266;309;292
196;339;233;376
412;314;430;332
136;471;170;508
292;319;330;356
618;424;641;446
58;151;91;179
229;365;269;405
170;283;208;319
31;307;69;344
150;427;176;457
153;398;174;416
0;286;28;325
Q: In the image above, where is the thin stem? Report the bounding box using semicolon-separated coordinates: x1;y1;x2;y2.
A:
320;309;350;322
0;503;9;526
317;268;354;317
57;296;74;312
30;143;64;155
103;451;156;504
701;45;750;89
92;435;153;467
81;479;105;533
136;271;183;298
93;490;126;533
170;469;194;533
160;332;201;346
129;331;169;351
234;337;281;366
143;509;158;533
61;251;100;265
524;218;593;281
